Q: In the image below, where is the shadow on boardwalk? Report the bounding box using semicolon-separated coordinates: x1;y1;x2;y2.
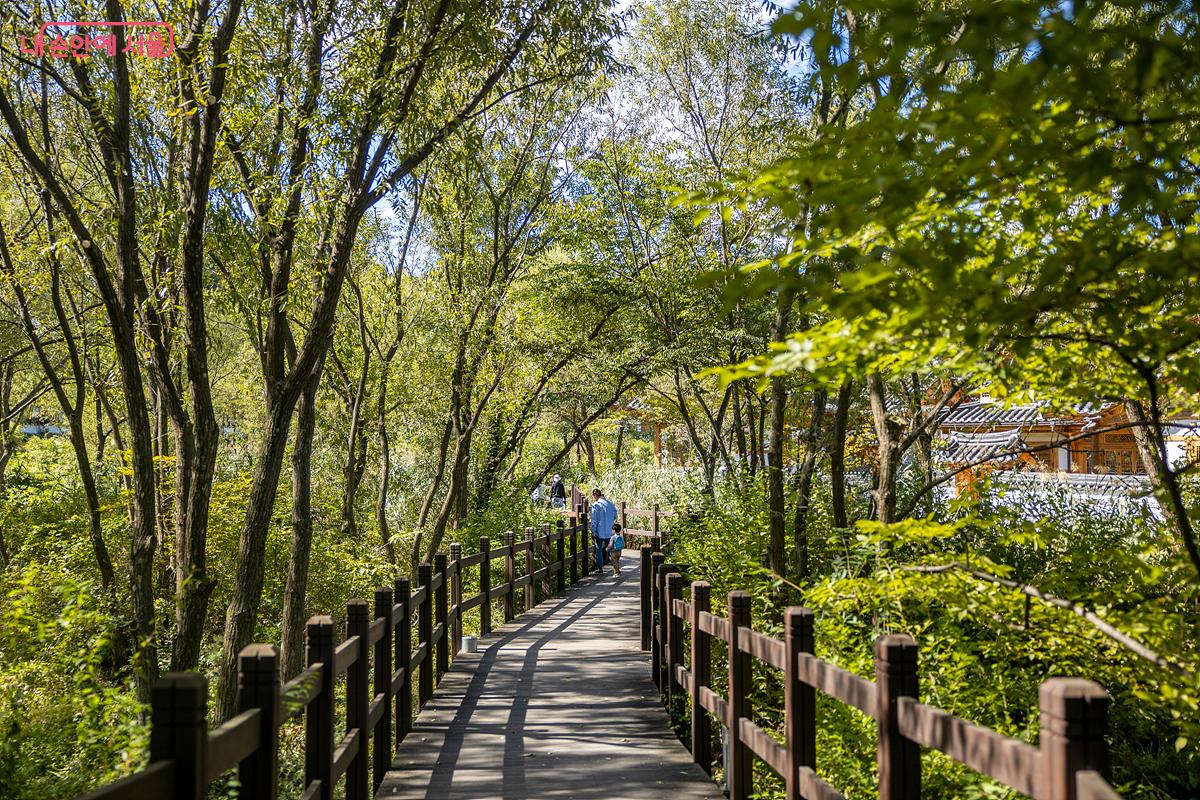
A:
378;557;723;799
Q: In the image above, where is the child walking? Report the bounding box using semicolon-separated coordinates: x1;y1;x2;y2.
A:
609;523;625;576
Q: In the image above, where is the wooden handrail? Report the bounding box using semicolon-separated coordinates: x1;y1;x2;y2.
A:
332;636;359;675
645;546;1122;800
281;664;323;712
73;507;602;800
1078;770;1122;800
796;652;876;716
896;697;1041;796
76;760;175;800
205;709;261;782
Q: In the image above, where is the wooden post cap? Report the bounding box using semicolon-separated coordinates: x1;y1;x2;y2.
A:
875;634;918;666
1039;678;1109;732
785;606;814;632
727;590;752;611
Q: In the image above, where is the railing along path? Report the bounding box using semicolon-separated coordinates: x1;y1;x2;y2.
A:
643;547;1122;800
76;501;672;800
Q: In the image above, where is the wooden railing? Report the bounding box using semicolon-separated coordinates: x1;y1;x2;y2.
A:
641;546;1123;800
76;513;593;800
561;497;676;543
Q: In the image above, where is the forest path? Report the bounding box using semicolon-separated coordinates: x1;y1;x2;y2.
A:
376;557;721;799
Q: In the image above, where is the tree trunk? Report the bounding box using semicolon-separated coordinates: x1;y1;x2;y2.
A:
1124;397;1200;579
766;382;788;575
340;411;367;537
582;431;595;472
116;334;161;704
747;394;759;476
614;420;625;467
867;373;902;524
375;375;395;564
427;434;471;562
472;416;505;512
766;297;791;576
169;388;220;672
732;384;747;467
0;363;12;567
831;379;853;529
454;427;471;525
152;390;173;600
281;367;322;680
217;393;297;717
416;418;453;531
793;389;827;581
339;358;369;538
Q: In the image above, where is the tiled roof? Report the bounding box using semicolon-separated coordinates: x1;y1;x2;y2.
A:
943;430;1025;463
992;471;1152;499
939;400;1100;428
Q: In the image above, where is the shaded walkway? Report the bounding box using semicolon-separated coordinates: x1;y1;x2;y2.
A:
377;557;722;799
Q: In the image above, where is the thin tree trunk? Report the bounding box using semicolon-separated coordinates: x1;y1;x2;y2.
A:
1124;397;1200;579
340;281;372;537
417;418;453;530
614;420;625;467
793;389;827;581
375;375;395;564
747;393;759;476
867;373;901;524
281;366;322;680
831;379;853;529
0;363;12;567
582;431;595;472
732;384;747;467
766;297;791;576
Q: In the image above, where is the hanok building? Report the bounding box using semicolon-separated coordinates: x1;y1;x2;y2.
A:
937;398;1199;507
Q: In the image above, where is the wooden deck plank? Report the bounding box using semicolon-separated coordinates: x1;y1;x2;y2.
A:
378;557;721;800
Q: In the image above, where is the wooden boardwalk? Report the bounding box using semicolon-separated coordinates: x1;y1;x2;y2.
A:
377;557;722;799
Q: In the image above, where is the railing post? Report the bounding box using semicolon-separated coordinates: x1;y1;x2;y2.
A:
504;531;516;623
394;577;412;744
479;537;492;635
651;502;659;544
666;571;684;701
449;544;462;654
569;514;579;584
346;599;370;800
1039;679;1111;800
784;607;816;800
540;523;552;599
619;500;627;530
417;564;433;705
372;588;393;793
435;552;448;679
657;560;672;691
640;545;654;650
727;590;753;800
690;581;712;775
650;551;665;687
151;673;207;800
238;644;279;800
556;518;566;594
580;505;590;576
875;634;920;800
525;526;536;609
305;616;335;800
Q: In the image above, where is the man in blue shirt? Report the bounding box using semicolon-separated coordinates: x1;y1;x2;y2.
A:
589;488;617;576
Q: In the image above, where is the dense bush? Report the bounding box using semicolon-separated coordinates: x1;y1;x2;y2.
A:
624;465;1199;800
